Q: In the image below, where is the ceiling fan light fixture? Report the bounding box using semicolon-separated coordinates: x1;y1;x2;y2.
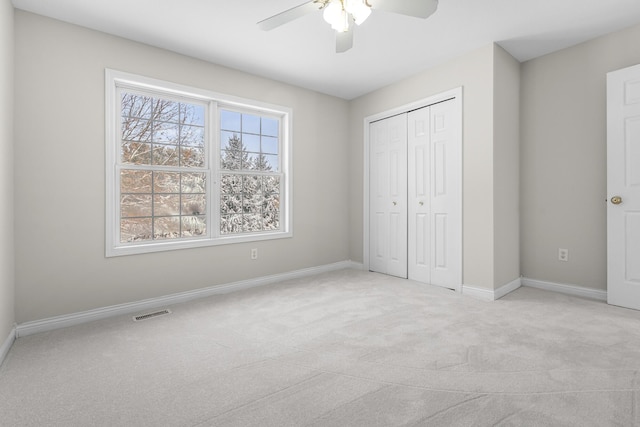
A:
323;1;350;32
345;0;371;25
323;0;371;32
258;0;438;53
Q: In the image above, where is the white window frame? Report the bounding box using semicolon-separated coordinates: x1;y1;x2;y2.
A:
105;69;292;257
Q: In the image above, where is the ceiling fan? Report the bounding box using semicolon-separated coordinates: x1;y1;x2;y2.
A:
258;0;439;53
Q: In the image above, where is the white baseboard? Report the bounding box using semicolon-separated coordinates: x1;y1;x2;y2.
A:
0;326;16;367
495;278;523;300
462;285;494;301
463;278;522;301
16;260;358;338
521;277;607;301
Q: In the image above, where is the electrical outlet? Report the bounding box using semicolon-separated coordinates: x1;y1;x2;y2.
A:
251;248;258;260
558;248;568;262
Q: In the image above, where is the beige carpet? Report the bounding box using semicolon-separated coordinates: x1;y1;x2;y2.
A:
1;269;639;426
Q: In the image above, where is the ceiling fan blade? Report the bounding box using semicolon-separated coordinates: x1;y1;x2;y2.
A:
336;28;354;53
258;1;321;31
369;0;438;19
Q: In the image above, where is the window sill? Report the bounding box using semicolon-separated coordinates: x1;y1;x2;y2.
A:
106;230;292;257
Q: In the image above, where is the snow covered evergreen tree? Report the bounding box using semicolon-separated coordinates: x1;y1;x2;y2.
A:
220;133;279;234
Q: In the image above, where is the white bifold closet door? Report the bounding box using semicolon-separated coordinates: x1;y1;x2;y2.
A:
370;99;461;289
407;101;461;288
369;113;408;279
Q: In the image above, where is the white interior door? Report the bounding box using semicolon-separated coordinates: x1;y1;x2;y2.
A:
408;100;461;289
607;63;640;311
369;114;408;278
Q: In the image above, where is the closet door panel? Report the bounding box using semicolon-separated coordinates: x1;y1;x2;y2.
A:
386;114;408;278
434;213;447;268
415;213;429;266
430;100;462;288
369;114;407;278
370;121;388;274
408;107;430;283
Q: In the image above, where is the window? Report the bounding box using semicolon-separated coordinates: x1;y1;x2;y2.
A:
106;70;291;256
219;109;281;235
119;93;208;243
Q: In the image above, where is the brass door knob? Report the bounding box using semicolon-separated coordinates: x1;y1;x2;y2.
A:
611;196;623;205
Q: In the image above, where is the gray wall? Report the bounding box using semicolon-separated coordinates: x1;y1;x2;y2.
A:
14;11;350;323
0;0;15;342
520;23;640;290
493;45;521;288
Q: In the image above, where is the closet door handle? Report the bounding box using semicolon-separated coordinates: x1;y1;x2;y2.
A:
392;201;397;206
419;201;424;206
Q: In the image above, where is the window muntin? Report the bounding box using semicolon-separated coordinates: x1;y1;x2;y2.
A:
106;70;291;256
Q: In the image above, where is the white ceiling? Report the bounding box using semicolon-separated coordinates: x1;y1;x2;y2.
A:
11;0;640;99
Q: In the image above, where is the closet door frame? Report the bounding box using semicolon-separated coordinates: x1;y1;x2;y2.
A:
363;87;463;291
